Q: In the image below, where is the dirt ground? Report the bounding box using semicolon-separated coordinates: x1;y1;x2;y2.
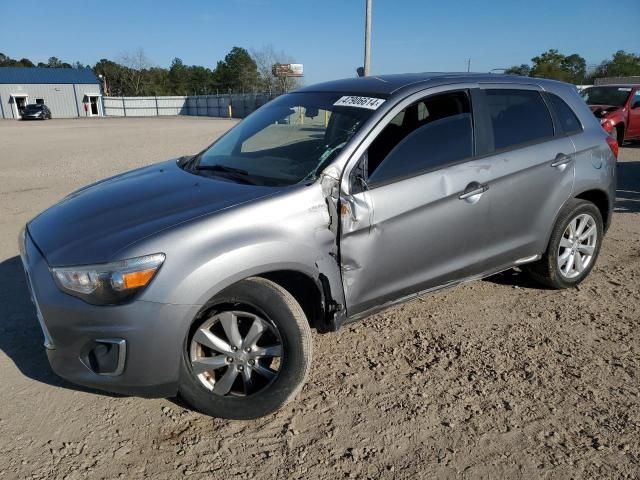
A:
0;117;638;479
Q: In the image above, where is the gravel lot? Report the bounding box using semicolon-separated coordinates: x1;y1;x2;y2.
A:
0;117;639;479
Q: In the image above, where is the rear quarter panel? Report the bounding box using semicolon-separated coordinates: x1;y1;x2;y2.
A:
546;83;616;230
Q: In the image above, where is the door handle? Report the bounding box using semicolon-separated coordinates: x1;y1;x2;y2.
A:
551;154;573;168
458;183;488;200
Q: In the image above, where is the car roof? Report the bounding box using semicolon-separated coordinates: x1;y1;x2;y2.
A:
295;72;565;96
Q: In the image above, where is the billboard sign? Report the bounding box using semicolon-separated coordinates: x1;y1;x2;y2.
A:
272;63;304;77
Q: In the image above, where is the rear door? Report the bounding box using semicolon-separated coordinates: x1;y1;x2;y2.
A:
475;86;576;268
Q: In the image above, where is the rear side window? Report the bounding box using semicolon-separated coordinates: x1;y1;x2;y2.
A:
367;91;473;185
546;93;582;134
486;89;554;150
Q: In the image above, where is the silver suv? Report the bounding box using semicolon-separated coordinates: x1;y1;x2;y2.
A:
20;73;617;419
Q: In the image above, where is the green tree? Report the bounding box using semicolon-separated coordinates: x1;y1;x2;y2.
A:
530;49;586;83
505;64;531;76
0;53;35;67
214;47;259;93
47;56;64;68
594;50;640;78
168;57;189;95
562;54;587;84
187;65;215;95
147;67;171;95
94;58;128;96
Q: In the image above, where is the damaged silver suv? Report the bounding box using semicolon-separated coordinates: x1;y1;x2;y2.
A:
21;73;617;419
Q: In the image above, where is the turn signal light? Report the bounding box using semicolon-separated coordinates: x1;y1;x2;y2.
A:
121;269;157;289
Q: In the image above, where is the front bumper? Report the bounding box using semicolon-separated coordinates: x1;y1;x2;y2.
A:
20;231;199;397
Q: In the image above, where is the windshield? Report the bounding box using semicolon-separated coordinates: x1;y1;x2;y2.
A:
25;104;43;111
580;87;631;107
188;92;381;186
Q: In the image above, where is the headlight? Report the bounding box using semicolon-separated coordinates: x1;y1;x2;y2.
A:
51;253;165;305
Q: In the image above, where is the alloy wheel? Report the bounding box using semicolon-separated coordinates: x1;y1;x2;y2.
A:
557;213;597;279
189;310;283;396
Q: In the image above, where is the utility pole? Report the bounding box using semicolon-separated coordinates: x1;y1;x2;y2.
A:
364;0;372;76
467;58;471;72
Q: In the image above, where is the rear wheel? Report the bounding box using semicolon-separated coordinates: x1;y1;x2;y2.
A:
178;277;312;419
611;124;624;145
525;199;603;289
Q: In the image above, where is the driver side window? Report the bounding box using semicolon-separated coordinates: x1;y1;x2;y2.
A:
366;91;473;186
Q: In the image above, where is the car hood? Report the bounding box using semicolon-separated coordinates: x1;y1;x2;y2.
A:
28;159;282;266
589;104;621;118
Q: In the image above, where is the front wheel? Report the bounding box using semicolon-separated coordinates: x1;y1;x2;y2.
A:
525;199;603;289
178;277;312;419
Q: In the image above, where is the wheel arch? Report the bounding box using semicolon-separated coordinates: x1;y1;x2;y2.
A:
541;188;612;255
574;188;611;232
259;270;334;333
191;262;344;334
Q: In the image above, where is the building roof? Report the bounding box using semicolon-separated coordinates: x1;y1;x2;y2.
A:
0;67;99;85
594;76;640;86
590;83;640;88
297;72;560;96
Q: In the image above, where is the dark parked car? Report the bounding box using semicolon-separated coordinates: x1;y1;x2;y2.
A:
581;85;640;143
21;103;52;120
20;73;617;419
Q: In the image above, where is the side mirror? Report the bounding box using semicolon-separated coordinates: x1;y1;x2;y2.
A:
305;107;319;118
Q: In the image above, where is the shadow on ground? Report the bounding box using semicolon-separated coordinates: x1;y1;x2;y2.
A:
0;255;117;396
484;268;547;289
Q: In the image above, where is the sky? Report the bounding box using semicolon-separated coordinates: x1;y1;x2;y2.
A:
1;0;639;85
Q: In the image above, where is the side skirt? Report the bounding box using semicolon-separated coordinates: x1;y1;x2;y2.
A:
342;254;542;325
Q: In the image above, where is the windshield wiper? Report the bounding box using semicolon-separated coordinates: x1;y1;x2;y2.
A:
196;164;250;176
195;164;256;185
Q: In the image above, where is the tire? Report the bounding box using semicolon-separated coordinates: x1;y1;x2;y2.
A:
525;199;603;289
178;277;312;419
611;124;625;146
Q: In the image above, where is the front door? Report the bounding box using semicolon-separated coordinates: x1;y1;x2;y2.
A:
90;96;99;116
627;89;640;139
339;89;493;316
12;95;27;119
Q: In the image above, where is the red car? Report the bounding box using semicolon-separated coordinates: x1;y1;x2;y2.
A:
581;84;640;143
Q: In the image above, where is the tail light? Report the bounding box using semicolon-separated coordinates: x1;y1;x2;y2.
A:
606;135;619;159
